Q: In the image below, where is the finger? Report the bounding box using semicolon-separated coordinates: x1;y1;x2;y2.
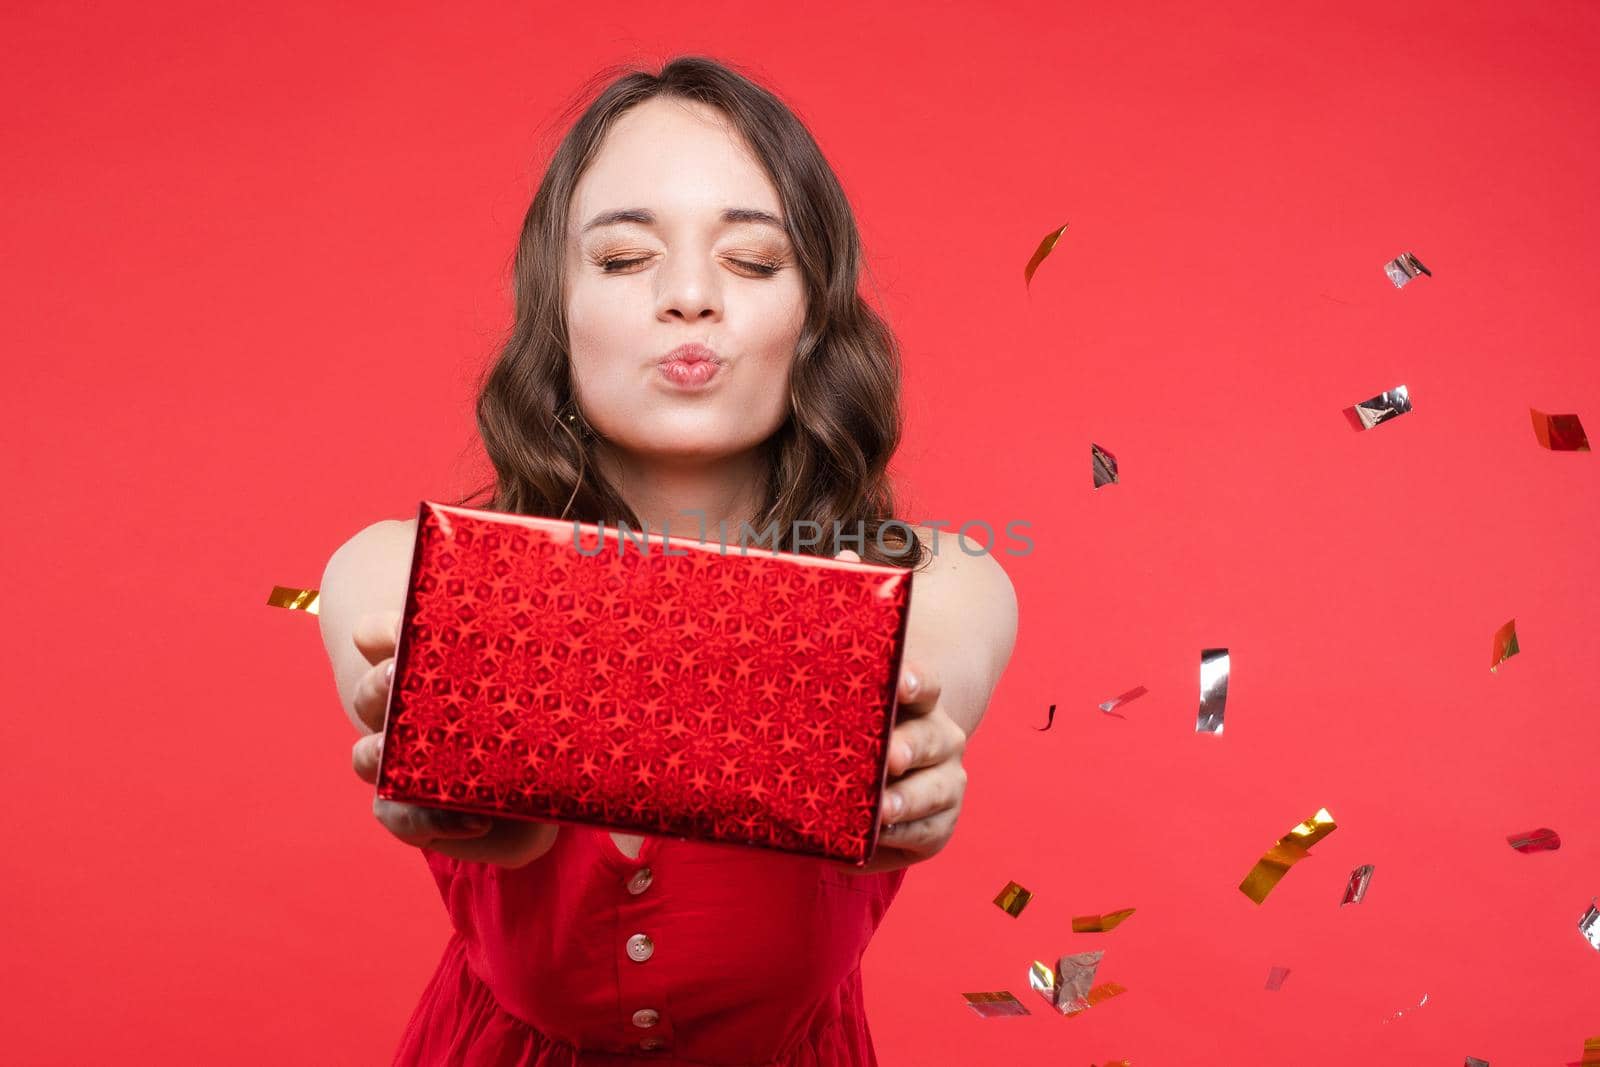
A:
879;807;958;855
424;820;557;866
374;798;493;845
882;760;967;825
897;660;939;709
885;713;965;777
353;609;404;666
353;657;395;733
352;732;383;784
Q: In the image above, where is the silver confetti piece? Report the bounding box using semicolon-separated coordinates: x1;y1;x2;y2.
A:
1265;965;1291;991
1464;1058;1489;1067
1092;442;1118;489
1099;685;1148;718
1384;251;1431;288
1196;648;1229;735
1580;898;1600;951
1341;864;1375;906
1029;950;1104;1014
1344;384;1412;431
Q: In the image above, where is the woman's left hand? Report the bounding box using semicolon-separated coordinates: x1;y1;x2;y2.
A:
831;550;969;876
863;657;968;874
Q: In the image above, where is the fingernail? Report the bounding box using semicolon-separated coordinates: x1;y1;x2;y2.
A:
903;670;920;697
896;742;913;765
886;792;904;817
386;661;395;683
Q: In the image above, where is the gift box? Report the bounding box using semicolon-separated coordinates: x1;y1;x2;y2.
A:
375;501;915;865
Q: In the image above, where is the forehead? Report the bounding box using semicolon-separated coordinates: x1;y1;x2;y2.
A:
570;98;784;230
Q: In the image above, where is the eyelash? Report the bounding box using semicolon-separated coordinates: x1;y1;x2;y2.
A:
597;254;783;277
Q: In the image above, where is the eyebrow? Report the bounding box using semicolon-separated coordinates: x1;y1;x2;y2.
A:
580;207;788;234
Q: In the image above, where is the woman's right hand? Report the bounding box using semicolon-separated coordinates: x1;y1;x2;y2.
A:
348;610;560;867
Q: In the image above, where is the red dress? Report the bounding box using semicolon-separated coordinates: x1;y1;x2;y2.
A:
393;824;909;1066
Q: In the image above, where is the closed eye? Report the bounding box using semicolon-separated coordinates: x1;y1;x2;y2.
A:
598;255;784;277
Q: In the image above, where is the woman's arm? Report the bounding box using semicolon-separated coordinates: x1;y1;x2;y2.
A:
838;535;1019;874
901;540;1020;742
317;518;414;735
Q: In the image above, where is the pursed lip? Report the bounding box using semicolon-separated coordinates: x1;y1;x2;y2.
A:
656;343;723;366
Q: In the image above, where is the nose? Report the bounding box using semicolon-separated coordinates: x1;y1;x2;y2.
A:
654;251;723;323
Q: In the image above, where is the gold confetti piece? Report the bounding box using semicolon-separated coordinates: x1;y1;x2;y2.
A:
1072;908;1136;933
1581;1035;1600;1066
1091;442;1118;488
1579;898;1600;951
1265;965;1291;991
1343;384;1413;431
1036;703;1057;731
1507;827;1561;853
961;990;1030;1017
1530;408;1591;451
1093;1061;1134;1067
1465;1057;1489;1067
1490;618;1520;672
1239;807;1338;904
1099;685;1147;717
1073;981;1128;1014
994;880;1033;917
266;585;320;615
1341;864;1375;906
1383;251;1431;288
1024;223;1070;289
1196;648;1229;736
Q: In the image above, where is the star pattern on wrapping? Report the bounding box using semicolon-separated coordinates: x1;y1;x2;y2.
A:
378;508;913;861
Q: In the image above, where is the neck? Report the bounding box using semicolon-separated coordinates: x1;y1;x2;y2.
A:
595;442;769;543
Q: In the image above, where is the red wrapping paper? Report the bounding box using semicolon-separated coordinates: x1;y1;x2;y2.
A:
374;501;915;865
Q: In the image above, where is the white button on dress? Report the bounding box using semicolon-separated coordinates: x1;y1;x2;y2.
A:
625;932;655;963
627;867;654;895
631;1007;660;1028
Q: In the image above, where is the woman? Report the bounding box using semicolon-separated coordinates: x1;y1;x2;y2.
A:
317;55;1019;1065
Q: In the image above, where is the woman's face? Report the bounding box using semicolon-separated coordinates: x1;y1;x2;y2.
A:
564;96;807;462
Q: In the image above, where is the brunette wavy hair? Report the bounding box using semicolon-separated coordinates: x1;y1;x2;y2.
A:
453;54;928;570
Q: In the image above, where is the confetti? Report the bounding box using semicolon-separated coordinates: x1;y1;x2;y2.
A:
1024;223;1070;289
1092;442;1118;488
1383;251;1431;288
994;880;1033;918
1093;1062;1134;1067
1072;908;1136;933
1196;648;1229;736
1036;703;1057;731
1343;384;1413;431
1580;898;1600;951
1265;965;1291;991
962;991;1030;1018
266;585;320;615
1581;1036;1600;1066
1382;992;1429;1024
1341;864;1375;906
1490;618;1520;673
1465;1058;1490;1067
1029;950;1104;1014
1507;827;1561;854
1530;409;1590;451
1099;685;1148;717
1239;807;1338;904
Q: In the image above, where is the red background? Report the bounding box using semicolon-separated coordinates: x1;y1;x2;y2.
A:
4;2;1597;1063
